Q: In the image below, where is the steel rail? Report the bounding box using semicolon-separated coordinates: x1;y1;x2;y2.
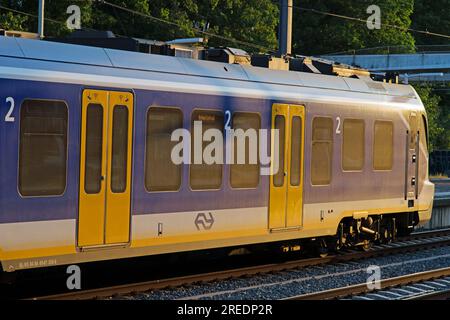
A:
286;267;450;300
30;229;450;300
405;288;450;300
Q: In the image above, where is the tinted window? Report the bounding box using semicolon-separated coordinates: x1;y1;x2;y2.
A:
146;107;183;192
273;115;285;187
84;103;104;194
19;100;68;196
290;116;302;186
311;117;333;185
111;105;129;193
190;110;224;190
342;119;365;171
373;121;393;170
230;112;260;189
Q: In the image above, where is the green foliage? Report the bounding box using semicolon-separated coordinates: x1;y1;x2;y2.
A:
0;11;27;31
107;0;279;52
292;0;416;55
411;0;450;46
436;89;450;149
0;0;278;53
414;85;449;151
0;1;448;152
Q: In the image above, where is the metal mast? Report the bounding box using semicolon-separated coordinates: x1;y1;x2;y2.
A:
279;0;293;56
38;0;45;39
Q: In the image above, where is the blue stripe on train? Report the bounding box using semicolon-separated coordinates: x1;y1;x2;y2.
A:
0;79;271;224
131;89;270;215
0;78;82;224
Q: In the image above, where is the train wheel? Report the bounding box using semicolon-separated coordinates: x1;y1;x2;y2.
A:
319;239;329;258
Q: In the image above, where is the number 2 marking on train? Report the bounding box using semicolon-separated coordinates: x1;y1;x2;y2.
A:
225;110;231;130
4;97;15;122
336;116;341;134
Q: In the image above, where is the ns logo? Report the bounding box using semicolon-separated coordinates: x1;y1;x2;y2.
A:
194;212;215;230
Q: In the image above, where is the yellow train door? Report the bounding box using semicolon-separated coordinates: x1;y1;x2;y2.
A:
78;89;134;248
269;104;305;230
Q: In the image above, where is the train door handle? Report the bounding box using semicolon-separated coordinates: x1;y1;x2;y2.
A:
411;177;416;186
412;154;416;163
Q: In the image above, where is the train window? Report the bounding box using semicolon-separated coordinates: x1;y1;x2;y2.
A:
373;121;393;170
273;115;286;187
311;117;333;185
420;116;428;154
146;107;183;192
290;116;302;186
84;103;104;194
230;112;260;189
342;119;365;171
19;100;68;196
190;110;224;190
111;105;129;193
409;114;418;150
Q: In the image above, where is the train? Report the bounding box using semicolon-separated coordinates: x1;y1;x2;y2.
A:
0;35;434;273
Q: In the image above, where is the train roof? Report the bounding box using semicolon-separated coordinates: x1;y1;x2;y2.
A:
0;35;418;100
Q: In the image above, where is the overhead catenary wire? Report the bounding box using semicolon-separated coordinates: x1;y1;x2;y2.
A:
96;0;276;52
272;1;450;40
0;4;67;27
2;1;448;55
0;4;115;36
0;1;276;52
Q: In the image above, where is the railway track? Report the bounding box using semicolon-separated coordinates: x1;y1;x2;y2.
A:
30;228;450;300
286;267;450;300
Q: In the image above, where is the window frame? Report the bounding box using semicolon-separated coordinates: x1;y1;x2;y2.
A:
372;120;394;171
83;102;104;195
420;115;429;153
310;116;334;186
289;115;303;187
144;105;184;193
189;108;225;192
110;104;130;194
341;118;365;172
228;111;262;190
17;98;69;198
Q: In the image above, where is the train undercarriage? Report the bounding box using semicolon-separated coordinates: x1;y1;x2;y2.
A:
314;212;420;255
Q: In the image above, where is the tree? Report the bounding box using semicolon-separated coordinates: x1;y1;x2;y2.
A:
0;0;278;53
0;11;27;31
411;0;450;46
292;0;416;55
413;85;449;151
109;0;279;52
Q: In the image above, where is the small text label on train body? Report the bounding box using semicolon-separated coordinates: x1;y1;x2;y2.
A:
4;97;15;122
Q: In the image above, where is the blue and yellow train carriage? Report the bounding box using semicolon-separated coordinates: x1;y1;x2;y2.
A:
0;36;434;272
